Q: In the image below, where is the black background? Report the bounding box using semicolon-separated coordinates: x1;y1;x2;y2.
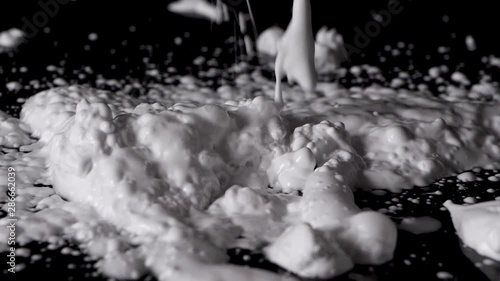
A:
1;0;500;114
2;0;500;62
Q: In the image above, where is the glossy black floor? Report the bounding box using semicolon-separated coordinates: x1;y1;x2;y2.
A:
1;1;500;280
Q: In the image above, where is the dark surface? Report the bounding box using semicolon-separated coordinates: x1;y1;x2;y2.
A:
1;1;500;280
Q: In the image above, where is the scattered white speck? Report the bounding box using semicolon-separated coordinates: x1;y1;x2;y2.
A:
0;28;25;50
371;190;386;196
457;172;476;182
16;248;31;257
487;176;499;182
451;72;470;85
399;216;442;234
436;271;453;279
6;81;22;91
438;46;449;54
428;67;440;78
53;78;67;86
88;33;98;41
463;197;476;204
349;67;362;78
472;167;482;173
61;247;72;255
15;263;26;272
30;254;43;263
465;35;477;51
390;78;405;88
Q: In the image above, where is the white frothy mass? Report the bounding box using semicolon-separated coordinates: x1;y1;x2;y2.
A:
445;200;500;261
0;74;499;279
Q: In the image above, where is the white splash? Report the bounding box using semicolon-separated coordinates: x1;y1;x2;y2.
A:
274;0;316;104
